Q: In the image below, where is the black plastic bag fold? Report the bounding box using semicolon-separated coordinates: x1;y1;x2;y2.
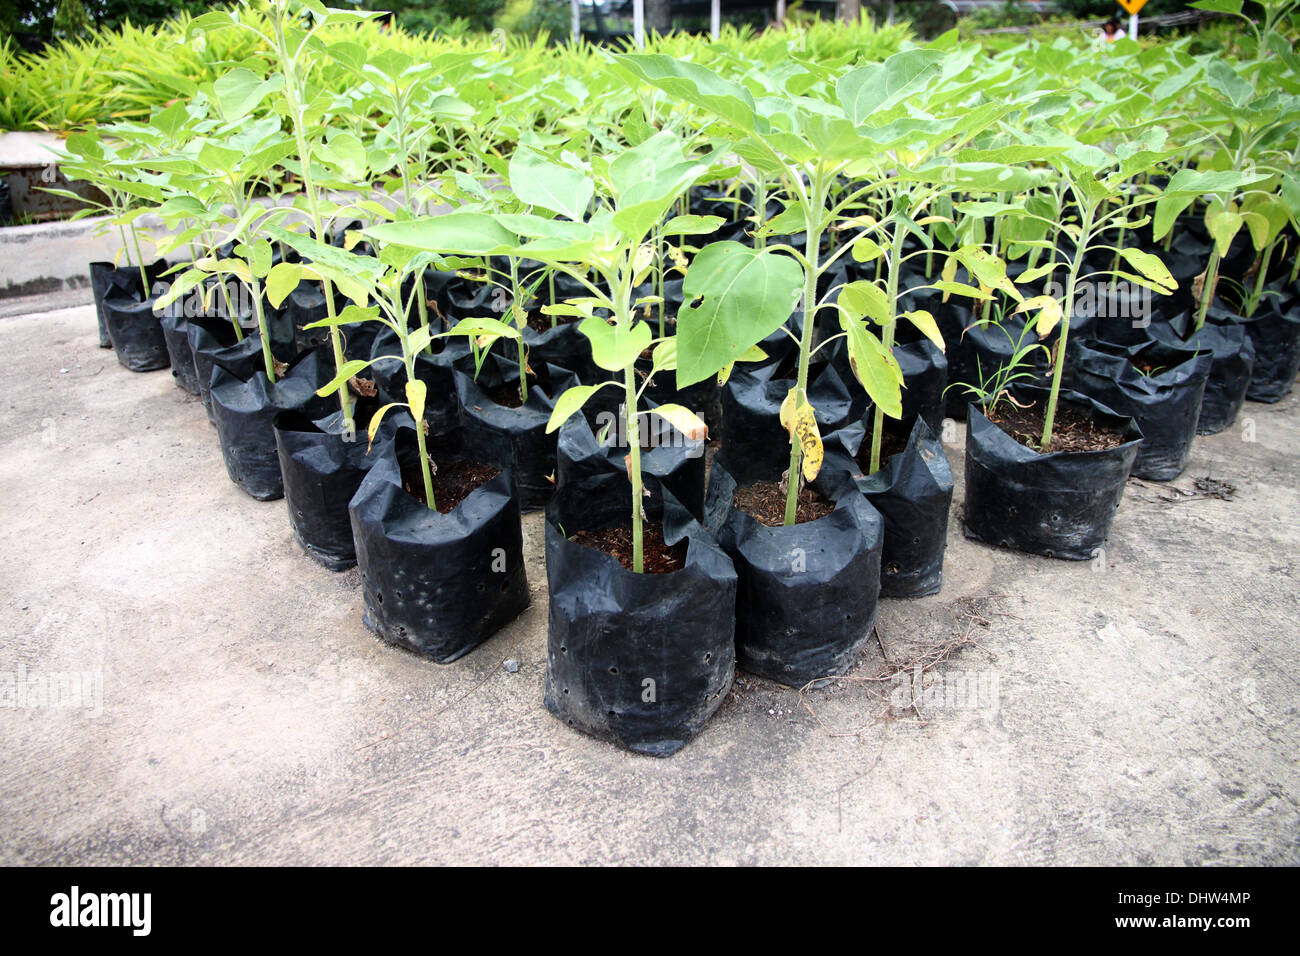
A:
350;424;530;663
544;476;736;757
1072;338;1210;480
209;347;336;500
1152;306;1255;434
823;416;954;598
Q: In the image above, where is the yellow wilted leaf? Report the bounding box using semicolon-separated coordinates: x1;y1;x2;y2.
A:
779;387;823;481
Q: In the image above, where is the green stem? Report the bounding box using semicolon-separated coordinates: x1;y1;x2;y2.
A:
413;397;437;512
783;168;826;527
1246;242;1274;318
1040;203;1095;450
868;221;907;474
624;363;644;574
249;272;276;383
127;225;149;294
510;257;528;404
1194;246;1222;332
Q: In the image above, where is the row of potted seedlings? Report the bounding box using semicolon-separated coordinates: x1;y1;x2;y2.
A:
65;0;1300;755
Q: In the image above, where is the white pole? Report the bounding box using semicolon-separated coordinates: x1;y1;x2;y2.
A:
634;0;645;48
572;0;581;43
711;0;720;38
1129;12;1138;40
776;0;786;23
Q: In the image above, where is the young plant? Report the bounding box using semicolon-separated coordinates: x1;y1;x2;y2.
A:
367;131;755;571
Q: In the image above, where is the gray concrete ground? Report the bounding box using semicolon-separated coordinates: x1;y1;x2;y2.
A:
1;303;1297;866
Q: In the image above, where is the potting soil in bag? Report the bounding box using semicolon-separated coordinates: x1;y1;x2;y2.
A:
555;402;707;520
544;477;736;757
963;387;1142;560
210;347;337;501
350;424;530;663
1152;307;1255;435
704;461;882;687
823;416;954;598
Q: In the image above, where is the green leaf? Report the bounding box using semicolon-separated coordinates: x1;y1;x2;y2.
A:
579;317;652;373
838;49;944;126
212;68;282;121
265;262;304;308
851;237;884;263
676;242;804;388
365;213;517;255
839;280;890;324
843;318;903;419
317;359;373;398
545;382;619;434
615;55;758;131
1119;248;1177;293
508;147;593;222
954;246;1022;302
662;214;725;236
901;310;944;351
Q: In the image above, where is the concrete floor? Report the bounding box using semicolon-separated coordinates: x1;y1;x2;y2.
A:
2;304;1297;865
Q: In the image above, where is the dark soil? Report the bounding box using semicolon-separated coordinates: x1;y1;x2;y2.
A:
733;479;835;527
402;458;501;514
485;374;537;409
987;399;1126;453
854;420;909;474
571;521;686;574
525;310;572;334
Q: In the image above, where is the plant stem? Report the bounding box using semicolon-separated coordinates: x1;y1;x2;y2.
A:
1246;241;1273;318
127;225;149;294
1040;203;1095;450
1194;246;1222;331
414;407;437;512
275;6;353;435
623;364;644;574
783;169;826;527
510;257;528;404
249;273;276;383
868;220;907;473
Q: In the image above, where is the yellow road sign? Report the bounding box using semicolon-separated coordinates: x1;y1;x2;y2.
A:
1117;0;1148;14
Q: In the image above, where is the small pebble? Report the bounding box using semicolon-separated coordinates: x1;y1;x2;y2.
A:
503;659;519;673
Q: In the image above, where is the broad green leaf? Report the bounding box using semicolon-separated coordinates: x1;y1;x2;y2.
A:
954;246;1022;302
851;237;884;263
265;262;304;308
365;213;517;255
316;359;373;398
842;319;903;419
839;280;890;324
838;49;943;126
579;317;652;373
508;147;593;223
676;242;804;388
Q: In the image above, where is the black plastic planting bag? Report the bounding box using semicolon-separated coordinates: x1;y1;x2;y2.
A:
704;462;882;687
188;318;270;423
273;411;383;571
964;389;1142;560
1152;307;1255;434
1242;307;1300;402
718;357;867;485
893;339;948;434
89;260;167;349
350;425;530;663
823;416;954;598
455;359;579;512
209;348;336;501
103;295;169;372
555;403;707;520
635;350;723;434
368;325;465;437
279;279;339;353
544;478;736;757
158;310;200;395
1071;339;1210;481
523;319;598;382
